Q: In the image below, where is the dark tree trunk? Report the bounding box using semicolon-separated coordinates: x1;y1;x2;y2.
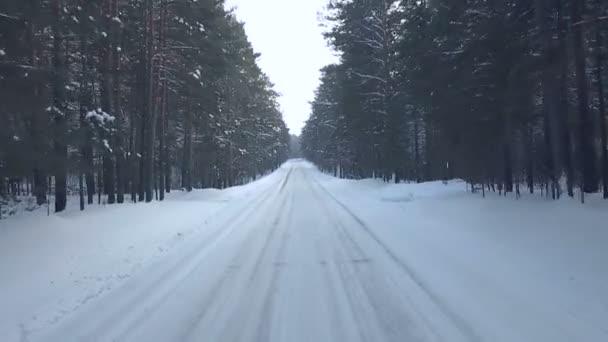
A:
502;92;514;193
100;0;116;204
78;5;96;206
85;139;95;203
138;109;145;202
129;109;138;202
164;100;171;193
97;162;102;204
79;172;85;211
413;116;420;183
111;0;125;204
52;0;68;213
182;110;193;192
557;0;574;197
79;62;90;210
158;96;166;200
503;134;514;193
525;125;534;194
26;3;47;206
33;168;47;206
572;0;599;193
596;9;608;198
143;0;157;202
158;0;168;201
536;0;558;199
102;155;115;204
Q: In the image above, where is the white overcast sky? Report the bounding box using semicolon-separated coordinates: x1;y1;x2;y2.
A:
225;0;337;135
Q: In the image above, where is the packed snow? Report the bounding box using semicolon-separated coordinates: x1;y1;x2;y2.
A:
0;160;606;341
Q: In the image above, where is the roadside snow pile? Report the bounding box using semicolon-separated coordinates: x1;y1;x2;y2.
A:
315;170;608;342
0;196;39;219
0;169;283;341
311;167;466;203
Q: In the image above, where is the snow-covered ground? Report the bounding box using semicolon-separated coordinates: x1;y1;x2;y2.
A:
0;160;606;341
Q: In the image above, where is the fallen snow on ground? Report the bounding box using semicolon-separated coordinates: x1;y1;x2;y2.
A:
0;160;606;342
314;165;608;342
1;196;42;219
0;172;281;341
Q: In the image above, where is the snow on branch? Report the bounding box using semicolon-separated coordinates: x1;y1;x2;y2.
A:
352;71;387;84
86;108;115;124
0;12;21;21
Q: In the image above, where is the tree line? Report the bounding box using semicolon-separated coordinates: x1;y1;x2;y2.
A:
0;0;289;214
301;0;608;201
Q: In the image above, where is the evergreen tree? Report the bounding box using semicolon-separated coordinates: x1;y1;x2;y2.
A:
303;0;608;200
0;0;290;211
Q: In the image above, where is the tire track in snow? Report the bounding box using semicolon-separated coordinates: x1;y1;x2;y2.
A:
313;217;364;342
180;170;294;342
110;177;286;342
309;174;482;342
34;168;289;342
253;189;294;342
308;177;426;342
313;211;372;340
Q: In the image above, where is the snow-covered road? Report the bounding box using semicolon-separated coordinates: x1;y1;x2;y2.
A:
2;160;607;341
29;161;465;342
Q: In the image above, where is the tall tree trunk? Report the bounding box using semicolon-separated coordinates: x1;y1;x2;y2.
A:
572;0;599;193
143;0;157;202
137;2;148;202
100;0;116;204
79;172;84;211
557;0;574;197
138;102;145;202
525;124;534;193
535;0;558;199
182;109;193;192
413;115;420;183
158;0;168;201
164;93;171;193
158;94;166;200
27;0;47;206
129;109;137;202
596;5;608;198
79;6;96;205
79;44;92;209
110;0;125;204
503;110;514;193
52;0;68;212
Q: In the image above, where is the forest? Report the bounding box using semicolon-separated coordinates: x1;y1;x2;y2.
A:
301;0;608;201
0;0;290;214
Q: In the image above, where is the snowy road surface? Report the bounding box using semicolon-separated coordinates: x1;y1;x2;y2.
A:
2;160;607;341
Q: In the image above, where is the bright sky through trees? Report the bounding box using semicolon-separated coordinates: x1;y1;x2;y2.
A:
225;0;337;134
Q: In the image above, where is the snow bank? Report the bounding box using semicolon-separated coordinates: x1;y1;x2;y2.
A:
0;169;284;341
314;169;608;342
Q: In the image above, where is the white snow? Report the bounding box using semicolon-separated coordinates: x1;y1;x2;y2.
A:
0;160;606;341
102;139;112;152
45;106;65;117
0;49;6;56
0;174;279;341
85;109;115;124
313;166;608;342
